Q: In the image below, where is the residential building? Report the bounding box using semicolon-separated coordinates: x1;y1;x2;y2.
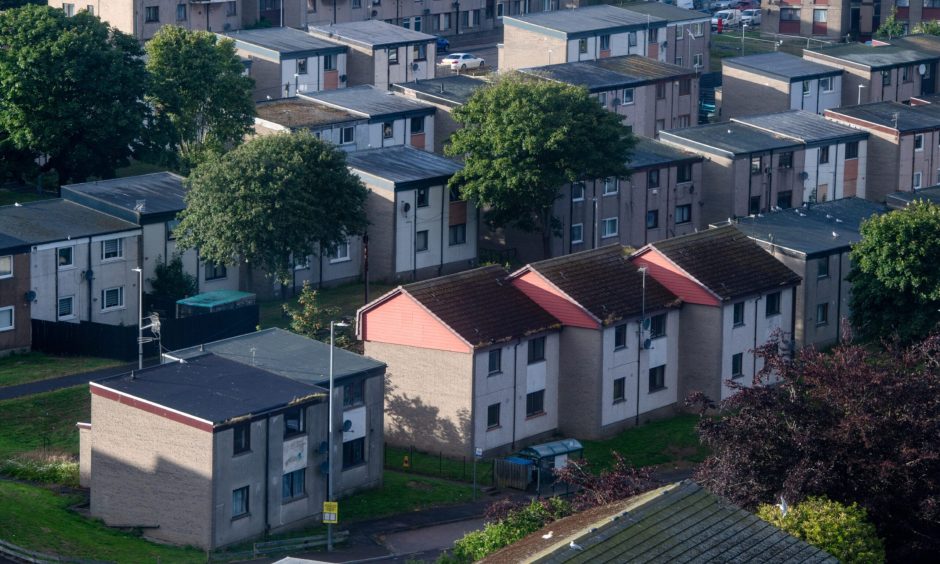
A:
306;0;496;37
733;198;886;350
0;200;141;328
510;245;682;438
346;146;475;282
223;27;347;101
308;20;436;90
721;52;843;119
520;55;699;137
60;173;240;296
763;0;849;40
392;75;490;153
619;1;711;72
499;5;667;71
633;226;801;402
658;122;806;224
357;265;562;457
0;240;30;356
803;38;940;106
825;101;940;201
887;183;940;207
732;111;869;203
49;0;307;42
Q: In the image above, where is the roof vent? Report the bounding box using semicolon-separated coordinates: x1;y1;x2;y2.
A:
134;199;146;212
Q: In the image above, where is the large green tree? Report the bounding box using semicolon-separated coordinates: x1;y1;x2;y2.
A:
875;8;906;39
445;74;635;256
848;201;940;343
144;26;255;172
0;5;147;183
176;132;369;285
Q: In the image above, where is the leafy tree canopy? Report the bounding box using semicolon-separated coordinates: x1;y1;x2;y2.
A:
144;27;255;172
283;282;340;340
148;254;197;301
875;8;906;39
176;132;369;286
913;19;940;35
0;5;147;183
445;73;635;255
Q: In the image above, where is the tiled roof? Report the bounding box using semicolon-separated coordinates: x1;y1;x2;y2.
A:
405;265;560;347
650;225;801;300
527;245;680;324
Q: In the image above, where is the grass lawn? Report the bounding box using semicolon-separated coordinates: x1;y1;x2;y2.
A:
0;352;121;388
581;414;709;471
0;187;55;206
259;281;396;331
0;481;205;563
342;470;474;522
0;385;88;461
385;445;495;487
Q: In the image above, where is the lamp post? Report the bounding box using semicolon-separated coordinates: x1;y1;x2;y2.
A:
858;84;866;105
327;319;349;552
133;268;143;369
635;266;647;427
686;27;694;71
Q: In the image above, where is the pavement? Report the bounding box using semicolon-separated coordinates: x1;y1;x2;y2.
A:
0;361;148;401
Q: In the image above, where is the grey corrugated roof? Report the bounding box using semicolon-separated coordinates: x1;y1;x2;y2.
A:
61;172;187;223
504;5;665;38
805;41;940;69
0;199;139;248
886;185;940;209
224;27;345;58
630;137;701;169
620;2;710;22
302;86;435;118
732;110;868;145
734;198;886;257
827;101;940;133
724;52;842;82
309;20;434;49
521;54;692;92
172;328;385;385
255;97;363;129
346;146;462;189
659;122;800;157
391;75;490;108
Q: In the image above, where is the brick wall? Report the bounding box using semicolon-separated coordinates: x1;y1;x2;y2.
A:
721;67;791;120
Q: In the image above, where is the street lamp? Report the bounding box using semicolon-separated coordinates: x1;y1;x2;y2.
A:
132;267;160;370
635;266;647;427
858;84;866;105
326;319;350;552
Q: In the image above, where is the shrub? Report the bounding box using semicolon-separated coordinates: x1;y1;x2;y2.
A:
757;497;885;564
0;453;80;487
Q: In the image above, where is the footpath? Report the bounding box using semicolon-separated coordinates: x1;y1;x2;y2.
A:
0;362;146;401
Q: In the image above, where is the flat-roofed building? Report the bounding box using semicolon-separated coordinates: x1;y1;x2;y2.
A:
392;75;490;153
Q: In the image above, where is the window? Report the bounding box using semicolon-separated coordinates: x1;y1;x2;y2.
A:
282;468;305;500
649;313;666;339
0;255;11;279
614;324;627;349
227;1;237;16
750;156;762;175
648;28;658;44
571;183;585;201
779;152;793;169
628;32;637;47
781;8;800;21
0;306;11;332
328;239;350;263
915;171;923;190
819;146;830;165
341;126;355;145
497;2;504;17
656;82;666;100
578;38;588;54
613;377;626;403
648;169;660;189
845;141;859;159
646;210;659;229
675;56;683;67
692;22;704;37
296;58;308;76
145;6;159;22
101;238;123;261
731;353;743;378
527;336;546;364
449;223;467;246
601;217;618;238
411;116;425;135
600;34;610;51
388;48;399;64
283;406;305;437
597;92;608;107
383;121;394;139
802;80;811;96
817;258;830;280
677;163;692;183
416;230;429;252
733;302;745;326
765;292;781;317
675;204;691;225
603;178;617;195
58;247;74;269
679;79;691;96
343;380;365;407
166;219;180;240
526;390;545;417
57;296;74;320
234;423;250;454
749;195;762;215
693;53;703;68
648;365;666;391
63;3;75;16
777;190;793;209
816;303;829;326
413;44;427;61
343;437;365;468
915;134;925;152
176;3;187;21
322;54;335;71
818;76;833;92
813;8;827;24
416;188;429;207
487;403;500;428
100;287;124;311
571;223;584;244
232;486;249;518
205;262;227;280
882;70;891;86
488;349;502;374
440;13;451;30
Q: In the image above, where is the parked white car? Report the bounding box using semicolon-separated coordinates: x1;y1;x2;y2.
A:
440;53;485;71
741;9;762;26
711;9;742;30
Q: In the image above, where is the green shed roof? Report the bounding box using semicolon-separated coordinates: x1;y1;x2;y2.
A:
176;291;255;308
520;439;583;459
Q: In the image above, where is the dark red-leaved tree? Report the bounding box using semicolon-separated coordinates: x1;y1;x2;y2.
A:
553;453;656;512
689;333;940;560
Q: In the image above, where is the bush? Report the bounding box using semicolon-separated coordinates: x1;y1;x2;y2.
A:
0;453;79;487
757;497;885;564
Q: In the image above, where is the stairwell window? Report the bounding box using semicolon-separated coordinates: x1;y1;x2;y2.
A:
845;141;859;159
819;145;830;164
283;406;305;437
731;353;743;378
488;349;502;374
733;302;745;326
915;134;925;152
765;291;782;317
344;380;365;408
487;403;500;429
648;365;666;392
234;423;251;455
613;377;625;403
816;303;829;326
58;247;74;269
571;183;585;202
650;313;667;339
675;204;691;225
282;469;305;500
343;437;366;468
232;486;249;518
779;151;794;169
527;336;546;364
526;390;545;417
614;324;627;349
570;223;584;244
416;230;429;252
600;34;611;51
176;3;186;21
296;58;308;75
227;1;237;16
578;38;588;54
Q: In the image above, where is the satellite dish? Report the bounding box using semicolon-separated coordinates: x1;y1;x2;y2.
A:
24;290;36;302
342;420;353;432
411;62;420;72
401;201;411;216
643;338;653;349
919;64;927;75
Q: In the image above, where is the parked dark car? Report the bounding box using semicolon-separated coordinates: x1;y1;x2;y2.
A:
436;36;450;53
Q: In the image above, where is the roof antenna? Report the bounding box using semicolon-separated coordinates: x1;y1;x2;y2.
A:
892;112;899;129
250;347;257;366
130;370;135;380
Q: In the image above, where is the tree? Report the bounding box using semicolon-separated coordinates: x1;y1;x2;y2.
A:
552;452;656;512
0;5;147;183
148;254;197;301
875;8;906;39
757;497;885;563
144;27;255;172
445;74;635;257
283;282;339;340
688;334;940;560
848;201;940;343
914;19;940;35
0;0;44;9
176;132;369;286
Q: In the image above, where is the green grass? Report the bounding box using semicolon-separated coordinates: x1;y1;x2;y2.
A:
385;445;494;487
259;281;396;331
0;187;55;206
0;481;205;563
342;470;474;522
0;385;89;461
582;414;709;471
0;352;121;388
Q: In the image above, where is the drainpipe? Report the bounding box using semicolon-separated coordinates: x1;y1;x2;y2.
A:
439;185;445;277
511;341;519;450
87;241;93;322
752;295;761;380
635;267;647;426
263;416;270;534
835;252;843;344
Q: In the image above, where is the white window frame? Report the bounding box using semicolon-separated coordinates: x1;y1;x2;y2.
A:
571;223;584;244
330;240;351;263
622;88;635;105
603;177;618;195
341;126;355;145
802;80;811;97
915;133;925;152
571;183;585;202
693;53;703;68
820;76;833;92
601;217;618;238
914;171;923;190
100;238;124;261
0;255;11;279
58;246;74;270
0;305;13;332
57;296;75;320
100;286;125;312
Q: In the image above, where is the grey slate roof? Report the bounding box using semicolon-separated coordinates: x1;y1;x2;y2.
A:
805;41;940;69
521;55;692;92
826;101;940;133
886;185;940;208
255;97;363;129
60;172;187;224
224;27;346;59
172;328;385;385
659;122;800;157
0;199;139;251
630;137;701;170
391;75;490;108
734;198;886;258
97;354;324;426
723;52;842;82
504;5;665;39
620;1;710;23
732;110;868;146
302;86;435;119
346;146;462;190
309;19;435;49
